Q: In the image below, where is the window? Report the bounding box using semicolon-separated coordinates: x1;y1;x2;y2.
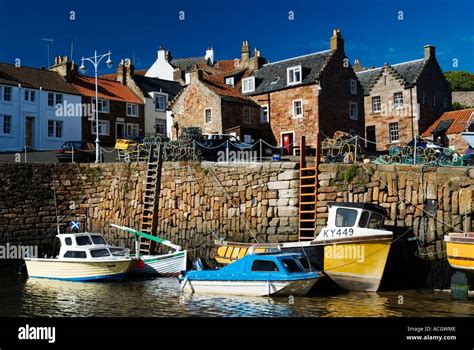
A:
368;213;384;229
2;86;12;102
242;77;255;93
281;259;302;273
126;123;139;137
350;79;357;94
92;98;109;113
389;122;399;143
243;107;251;124
90;249;111;258
48;93;63;107
335;208;358;227
204;108;212;123
372;96;381;113
260;105;269;124
225;77;234;87
47;120;63;138
65;238;72;246
91;120;110;136
76;236;92;246
64;251;87;258
251;260;279;272
349;102;358;120
1;115;12;135
24;90;36;102
109;247;126;256
287;65;302;85
393;92;403;109
91;235;107;245
155;118;166;135
292;99;303;118
359;211;370;227
126;103;138;117
154;94;166;111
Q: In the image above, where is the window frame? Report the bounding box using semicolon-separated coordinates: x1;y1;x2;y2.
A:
372;96;381;113
287;65;302;86
47;120;63;139
126;103;138;117
204;108;212;124
260;104;269;124
91;120;110;136
1;115;12;135
251;259;280;272
155;118;166;136
393;92;404;109
24;89;36;103
225;77;235;87
242;77;255;93
292;99;303;118
349;101;358;120
350;79;357;95
154;93;167;112
126;123;140;138
389;122;399;143
92;98;110;114
335;208;359;227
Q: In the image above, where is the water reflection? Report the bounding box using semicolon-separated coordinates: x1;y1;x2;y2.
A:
0;274;472;317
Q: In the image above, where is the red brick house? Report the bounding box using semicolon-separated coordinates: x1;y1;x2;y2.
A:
356;45;452;151
242;29;365;154
421;108;474;153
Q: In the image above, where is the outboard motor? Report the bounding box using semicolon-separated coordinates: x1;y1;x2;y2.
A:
192;257;210;271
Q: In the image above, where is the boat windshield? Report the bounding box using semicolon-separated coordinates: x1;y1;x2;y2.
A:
335;208;358;227
90;249;111;258
358;211;370;227
251;260;279;272
109;247;126;256
64;251;87;258
76;236;92;246
91;235;107;245
368;213;384;229
281;259;303;273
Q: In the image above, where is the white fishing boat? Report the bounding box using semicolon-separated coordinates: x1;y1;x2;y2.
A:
111;224;187;276
24;233;135;281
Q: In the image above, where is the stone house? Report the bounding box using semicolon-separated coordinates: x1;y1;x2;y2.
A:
356;45;452;152
242;29;365;155
169;69;262;142
0;61;82;151
421;108;474;153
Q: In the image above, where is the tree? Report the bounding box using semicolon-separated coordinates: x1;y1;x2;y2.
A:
444;71;474;91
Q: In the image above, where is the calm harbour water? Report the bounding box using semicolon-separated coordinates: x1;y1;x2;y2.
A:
0;271;473;317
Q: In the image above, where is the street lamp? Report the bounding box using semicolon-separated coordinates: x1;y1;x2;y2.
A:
79;50;113;163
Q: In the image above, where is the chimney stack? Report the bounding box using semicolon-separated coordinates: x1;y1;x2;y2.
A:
205;47;214;65
424;45;435;60
49;55;77;82
330;29;344;52
190;69;203;83
354;59;363;72
116;58;134;85
241;40;250;64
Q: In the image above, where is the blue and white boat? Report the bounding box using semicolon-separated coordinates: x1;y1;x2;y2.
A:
179;253;321;297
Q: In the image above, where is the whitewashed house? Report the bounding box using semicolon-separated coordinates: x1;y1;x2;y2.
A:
0;63;82;151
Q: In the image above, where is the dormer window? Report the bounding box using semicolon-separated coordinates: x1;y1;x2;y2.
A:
242;77;255;93
225;77;235;87
287;66;302;86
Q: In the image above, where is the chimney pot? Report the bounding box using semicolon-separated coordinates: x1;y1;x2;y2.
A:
424;45;435;60
330;29;344;52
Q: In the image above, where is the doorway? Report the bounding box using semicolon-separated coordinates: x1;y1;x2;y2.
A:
25;117;34;149
281;132;294;156
366;126;376;152
116;122;125;139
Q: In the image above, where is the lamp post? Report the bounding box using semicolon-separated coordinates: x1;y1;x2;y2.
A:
79;50;113;163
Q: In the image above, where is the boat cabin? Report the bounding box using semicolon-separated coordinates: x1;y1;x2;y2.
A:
327;202;387;230
56;233;128;260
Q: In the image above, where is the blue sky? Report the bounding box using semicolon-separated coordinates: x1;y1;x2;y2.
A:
0;0;472;74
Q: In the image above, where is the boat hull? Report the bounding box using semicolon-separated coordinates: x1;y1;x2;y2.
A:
446;236;474;275
24;259;134;281
130;251;187;276
182;278;319;297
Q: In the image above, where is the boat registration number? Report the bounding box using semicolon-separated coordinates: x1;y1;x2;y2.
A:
321;228;354;238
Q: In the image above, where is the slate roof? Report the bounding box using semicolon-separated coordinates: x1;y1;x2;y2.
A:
356;58;426;95
0;62;79;95
72;76;143;104
171;57;208;72
244;50;333;95
133;75;182;99
422;108;474;137
201;77;258;105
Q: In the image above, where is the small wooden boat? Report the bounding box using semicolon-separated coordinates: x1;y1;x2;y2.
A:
111;224;187;276
24;233;135;281
445;232;474;275
179;253;321;297
214;202;393;292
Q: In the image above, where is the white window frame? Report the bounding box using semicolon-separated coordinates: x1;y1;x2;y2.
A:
243;107;251;124
225;77;235;87
47;120;63;139
126;123;139;138
287;65;302;86
24;89;36;103
260;105;269;124
393;92;403;109
350;79;357;95
126;103;138;117
92;98;110;113
2;86;12;102
204;108;212;124
0;115;12;135
154;93;167;112
242;77;255;93
292;99;303;118
372;96;381;113
91;120;110;136
349;102;358;120
389;122;399;143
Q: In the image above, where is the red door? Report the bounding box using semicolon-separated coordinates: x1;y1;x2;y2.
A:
282;133;293;155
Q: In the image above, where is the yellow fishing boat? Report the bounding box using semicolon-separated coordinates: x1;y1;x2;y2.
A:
214;202;393;292
445;232;474;274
